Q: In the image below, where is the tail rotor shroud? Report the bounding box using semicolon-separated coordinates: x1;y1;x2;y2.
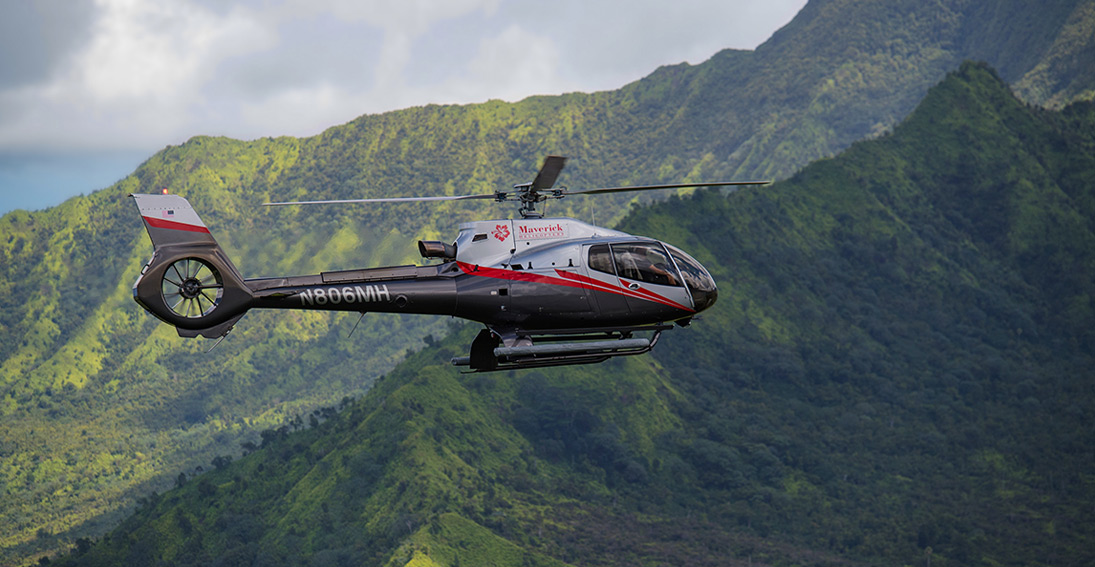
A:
161;258;224;318
131;192;254;339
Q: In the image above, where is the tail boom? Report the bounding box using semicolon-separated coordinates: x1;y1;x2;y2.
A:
246;266;458;315
130;194;461;339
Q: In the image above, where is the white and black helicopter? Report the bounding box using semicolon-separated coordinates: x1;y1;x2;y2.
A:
131;156;766;371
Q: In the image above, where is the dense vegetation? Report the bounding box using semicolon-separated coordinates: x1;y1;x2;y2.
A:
3;0;1094;563
622;63;1095;565
52;63;1095;567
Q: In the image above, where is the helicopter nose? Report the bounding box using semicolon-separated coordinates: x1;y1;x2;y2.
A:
693;286;718;312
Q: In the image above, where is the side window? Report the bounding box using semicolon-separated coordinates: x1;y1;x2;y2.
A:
612;243;681;287
588;244;615;275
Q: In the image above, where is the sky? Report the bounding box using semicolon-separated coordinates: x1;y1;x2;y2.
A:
0;0;807;215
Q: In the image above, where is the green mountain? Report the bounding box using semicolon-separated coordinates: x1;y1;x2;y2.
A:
53;62;1095;567
622;0;1095;180
3;0;1095;563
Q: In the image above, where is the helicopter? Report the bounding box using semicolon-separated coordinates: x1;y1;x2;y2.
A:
130;156;766;371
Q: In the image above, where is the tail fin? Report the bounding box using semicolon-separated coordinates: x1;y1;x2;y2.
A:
133;193;219;248
130;194;252;339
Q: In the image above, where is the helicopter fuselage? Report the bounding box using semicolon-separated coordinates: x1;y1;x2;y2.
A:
241;217;717;332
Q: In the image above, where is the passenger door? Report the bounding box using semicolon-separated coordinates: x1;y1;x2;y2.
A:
584;243;630;319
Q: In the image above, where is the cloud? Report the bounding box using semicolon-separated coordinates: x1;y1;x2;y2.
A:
0;0;275;150
0;0;808;212
0;0;807;182
465;24;570;98
71;1;269;102
483;0;809;89
0;0;96;89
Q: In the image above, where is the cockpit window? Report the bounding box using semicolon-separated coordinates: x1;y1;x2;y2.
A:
589;244;614;275
612;243;681;287
665;244;715;292
589;243;685;287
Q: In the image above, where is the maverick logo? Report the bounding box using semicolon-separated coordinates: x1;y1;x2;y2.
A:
517;222;566;240
492;224;511;241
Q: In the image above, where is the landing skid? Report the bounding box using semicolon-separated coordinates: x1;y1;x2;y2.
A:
451;324;672;372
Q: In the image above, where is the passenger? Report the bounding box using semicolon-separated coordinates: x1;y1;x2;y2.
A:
633;247;678;286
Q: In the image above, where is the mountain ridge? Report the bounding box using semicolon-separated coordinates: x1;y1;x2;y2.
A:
3;0;1095;562
53;62;1095;567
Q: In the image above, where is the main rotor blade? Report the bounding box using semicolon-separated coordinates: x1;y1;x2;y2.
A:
564;180;769;196
531;155;567;190
264;193;498;206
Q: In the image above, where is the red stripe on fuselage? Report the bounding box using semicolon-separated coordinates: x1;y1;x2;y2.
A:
457;262;593;291
555;269;694;312
142;216;211;234
553;269;629;296
457;261;693;313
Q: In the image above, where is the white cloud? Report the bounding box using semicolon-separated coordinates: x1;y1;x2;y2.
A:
466;24;570;98
288;0;503;35
0;0;275;150
268;0;506;99
0;0;808;211
74;1;236;101
236;82;359;138
1;0;810;151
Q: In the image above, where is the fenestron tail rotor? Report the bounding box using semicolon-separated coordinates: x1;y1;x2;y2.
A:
264;155;769;218
160;258;224;318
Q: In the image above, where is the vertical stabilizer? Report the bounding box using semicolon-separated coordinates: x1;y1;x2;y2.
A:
132;193;219;248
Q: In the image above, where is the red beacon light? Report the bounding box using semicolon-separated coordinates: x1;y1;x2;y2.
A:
161;188;170;195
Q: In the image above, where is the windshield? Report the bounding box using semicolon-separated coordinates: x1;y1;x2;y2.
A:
589;243;682;287
612;243;680;287
664;244;715;292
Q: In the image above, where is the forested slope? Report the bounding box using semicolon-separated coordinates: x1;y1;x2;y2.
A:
57;62;1095;567
628;0;1095;180
621;62;1095;564
3;0;1095;562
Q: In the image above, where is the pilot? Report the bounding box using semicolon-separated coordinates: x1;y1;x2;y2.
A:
632;247;678;286
648;253;678;286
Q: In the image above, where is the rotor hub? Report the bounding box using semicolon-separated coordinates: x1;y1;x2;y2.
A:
181;278;203;299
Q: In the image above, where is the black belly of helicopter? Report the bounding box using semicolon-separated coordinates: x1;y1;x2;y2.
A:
450;261;695;329
246;261;695;328
135;245;703;372
450;263;695;371
238;261;696;371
